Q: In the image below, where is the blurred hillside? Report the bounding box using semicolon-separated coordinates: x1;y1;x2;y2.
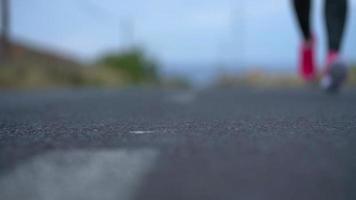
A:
0;39;161;89
1;40;355;89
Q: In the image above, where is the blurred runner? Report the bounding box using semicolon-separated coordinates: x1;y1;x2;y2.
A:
293;0;349;93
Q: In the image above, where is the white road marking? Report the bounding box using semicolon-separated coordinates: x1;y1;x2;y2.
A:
0;149;158;200
168;91;197;104
130;130;155;134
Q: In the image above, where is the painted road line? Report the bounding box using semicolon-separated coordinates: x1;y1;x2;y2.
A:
129;130;155;135
0;149;158;200
167;91;197;104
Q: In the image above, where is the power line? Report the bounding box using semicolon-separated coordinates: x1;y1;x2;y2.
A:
73;0;120;25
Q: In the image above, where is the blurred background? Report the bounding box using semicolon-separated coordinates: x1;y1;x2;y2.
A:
0;0;355;89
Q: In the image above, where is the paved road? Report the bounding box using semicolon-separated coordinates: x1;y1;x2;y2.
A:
0;88;356;200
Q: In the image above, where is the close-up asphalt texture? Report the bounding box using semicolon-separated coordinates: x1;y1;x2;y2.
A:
0;88;355;200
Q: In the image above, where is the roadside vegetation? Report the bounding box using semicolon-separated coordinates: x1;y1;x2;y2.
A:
348;65;356;86
0;48;160;89
0;42;354;89
97;48;159;85
214;65;356;88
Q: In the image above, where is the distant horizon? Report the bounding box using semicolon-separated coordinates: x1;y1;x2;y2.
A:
10;35;356;66
4;34;356;87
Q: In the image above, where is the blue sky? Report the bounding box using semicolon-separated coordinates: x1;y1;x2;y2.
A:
10;0;356;71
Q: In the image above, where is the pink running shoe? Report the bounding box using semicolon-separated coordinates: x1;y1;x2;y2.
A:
298;39;316;82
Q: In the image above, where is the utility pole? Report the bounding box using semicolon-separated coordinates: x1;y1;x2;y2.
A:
0;0;10;62
232;0;246;68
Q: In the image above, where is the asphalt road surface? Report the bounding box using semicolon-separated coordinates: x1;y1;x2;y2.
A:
0;88;356;200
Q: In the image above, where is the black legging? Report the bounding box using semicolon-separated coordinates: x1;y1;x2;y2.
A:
293;0;348;51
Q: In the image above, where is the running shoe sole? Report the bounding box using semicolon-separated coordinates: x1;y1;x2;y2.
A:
322;61;348;94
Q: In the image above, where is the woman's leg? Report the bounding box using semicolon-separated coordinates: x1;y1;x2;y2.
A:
293;0;316;81
325;0;348;60
293;0;312;41
321;0;349;93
